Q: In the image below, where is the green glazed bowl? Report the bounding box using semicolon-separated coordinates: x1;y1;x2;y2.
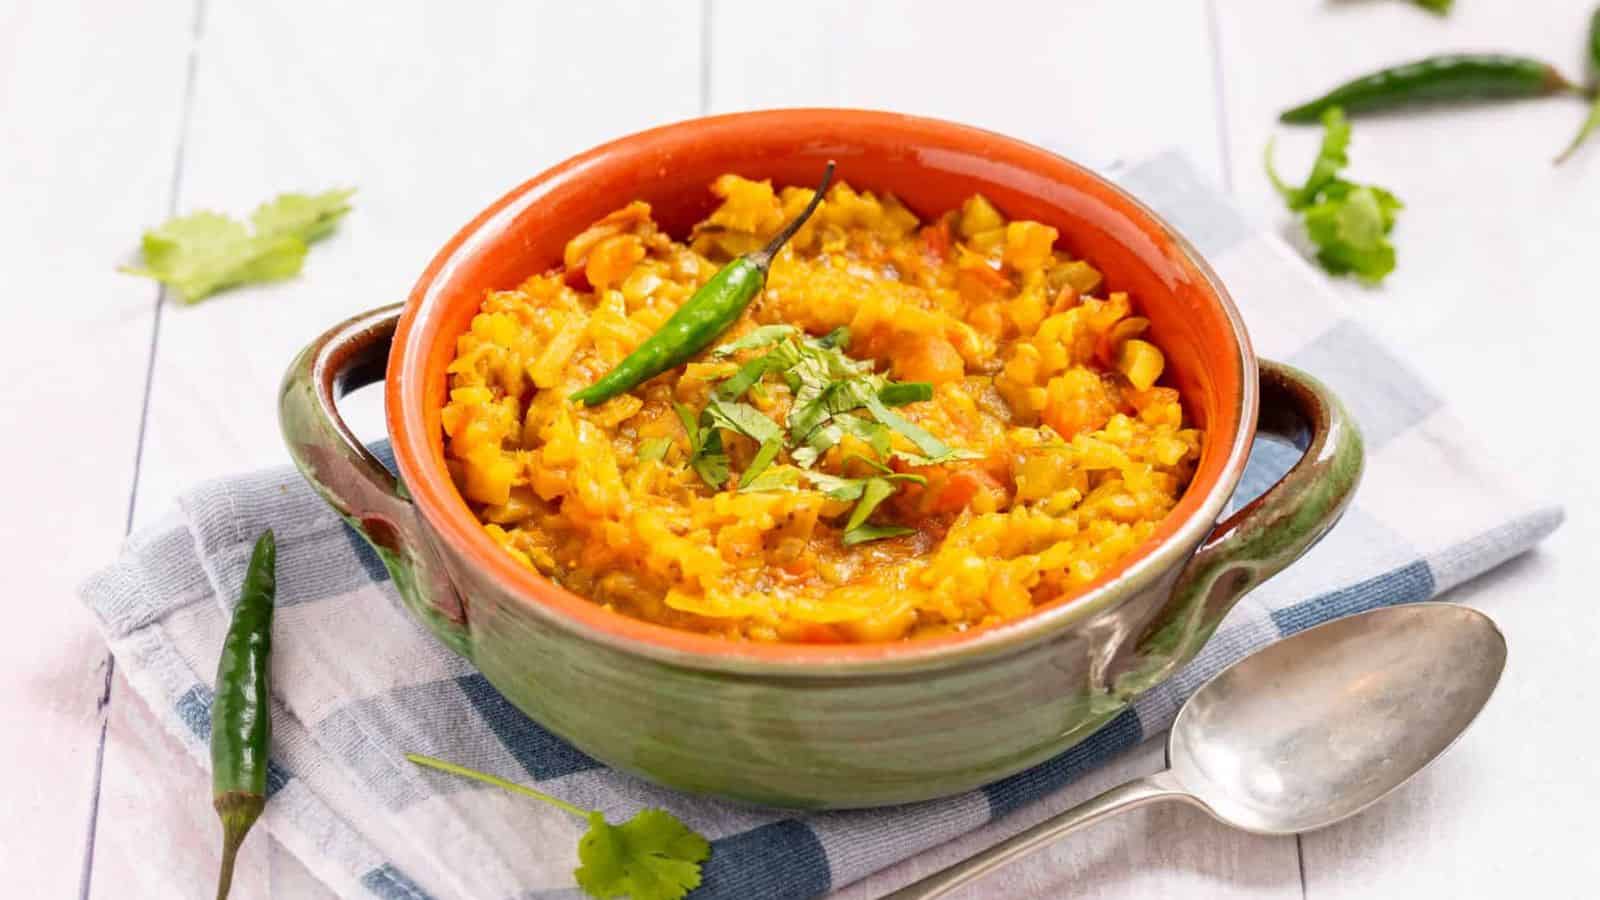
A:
280;110;1363;809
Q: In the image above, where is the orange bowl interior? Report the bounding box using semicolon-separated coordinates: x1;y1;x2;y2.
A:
389;109;1252;665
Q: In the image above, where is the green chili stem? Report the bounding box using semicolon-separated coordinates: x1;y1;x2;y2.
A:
214;796;261;900
215;843;239;900
405;753;589;818
1556;8;1600;164
752;160;835;266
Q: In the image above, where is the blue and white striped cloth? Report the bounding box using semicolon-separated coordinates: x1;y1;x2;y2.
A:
82;152;1561;899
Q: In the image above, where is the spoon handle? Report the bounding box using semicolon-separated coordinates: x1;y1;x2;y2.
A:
883;769;1188;899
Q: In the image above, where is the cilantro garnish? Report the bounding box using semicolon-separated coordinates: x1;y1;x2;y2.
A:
1266;108;1402;285
841;523;918;546
121;188;355;303
703;397;783;446
683;327;980;543
877;381;934;406
407;754;710;900
636;438;671;463
674;402;729;489
739;462;802;493
737;437;784;489
710;324;798;358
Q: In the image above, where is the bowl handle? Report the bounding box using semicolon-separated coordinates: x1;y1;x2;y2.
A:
1112;360;1364;697
279;304;472;658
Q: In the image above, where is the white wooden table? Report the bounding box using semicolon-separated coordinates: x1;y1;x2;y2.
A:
5;1;1596;896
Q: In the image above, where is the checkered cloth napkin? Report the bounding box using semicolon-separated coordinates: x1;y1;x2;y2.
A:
82;152;1561;900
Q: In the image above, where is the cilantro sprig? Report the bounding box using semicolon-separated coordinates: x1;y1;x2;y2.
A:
407;754;709;900
1266;108;1402;285
121;188;355;303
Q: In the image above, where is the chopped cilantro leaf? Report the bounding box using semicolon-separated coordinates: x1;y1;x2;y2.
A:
790;421;843;468
1265;108;1401;285
715;354;782;400
835;414;893;458
893;447;987;467
863;395;953;458
841;523;918;546
710;324;797;358
740;463;802;493
839;452;894;475
877;381;934;406
704;397;783;446
122;188;354;303
738;436;784;489
803;470;870;501
812;326;850;350
636;438;671;462
675;402;729;489
844;478;898;532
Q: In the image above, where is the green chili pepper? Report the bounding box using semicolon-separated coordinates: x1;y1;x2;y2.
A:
210;530;277;900
1556;8;1600;164
1280;54;1577;124
570;161;836;407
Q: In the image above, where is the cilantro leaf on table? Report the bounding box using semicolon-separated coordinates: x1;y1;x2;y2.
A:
121;188;354;303
406;754;709;900
576;809;711;900
1410;0;1452;13
1302;183;1403;283
1266;108;1402;285
251;188;357;242
1268;108;1350;212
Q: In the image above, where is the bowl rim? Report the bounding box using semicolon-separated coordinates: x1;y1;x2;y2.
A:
388;108;1258;676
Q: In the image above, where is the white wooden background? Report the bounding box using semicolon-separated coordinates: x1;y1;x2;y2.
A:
4;0;1597;896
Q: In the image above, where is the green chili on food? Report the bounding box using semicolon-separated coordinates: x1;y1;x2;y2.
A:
1556;8;1600;164
209;530;277;900
1280;54;1577;124
570;161;837;407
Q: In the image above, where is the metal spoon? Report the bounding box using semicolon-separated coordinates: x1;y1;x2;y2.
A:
887;602;1506;899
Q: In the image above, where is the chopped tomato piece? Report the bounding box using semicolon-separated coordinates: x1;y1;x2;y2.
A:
920;218;952;261
925;467;1007;516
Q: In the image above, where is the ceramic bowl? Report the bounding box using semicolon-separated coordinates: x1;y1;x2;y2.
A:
281;109;1363;809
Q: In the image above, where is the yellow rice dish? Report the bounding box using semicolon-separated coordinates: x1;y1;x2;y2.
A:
440;175;1202;643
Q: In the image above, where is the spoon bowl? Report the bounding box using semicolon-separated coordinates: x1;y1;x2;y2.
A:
889;602;1507;899
1170;602;1507;834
